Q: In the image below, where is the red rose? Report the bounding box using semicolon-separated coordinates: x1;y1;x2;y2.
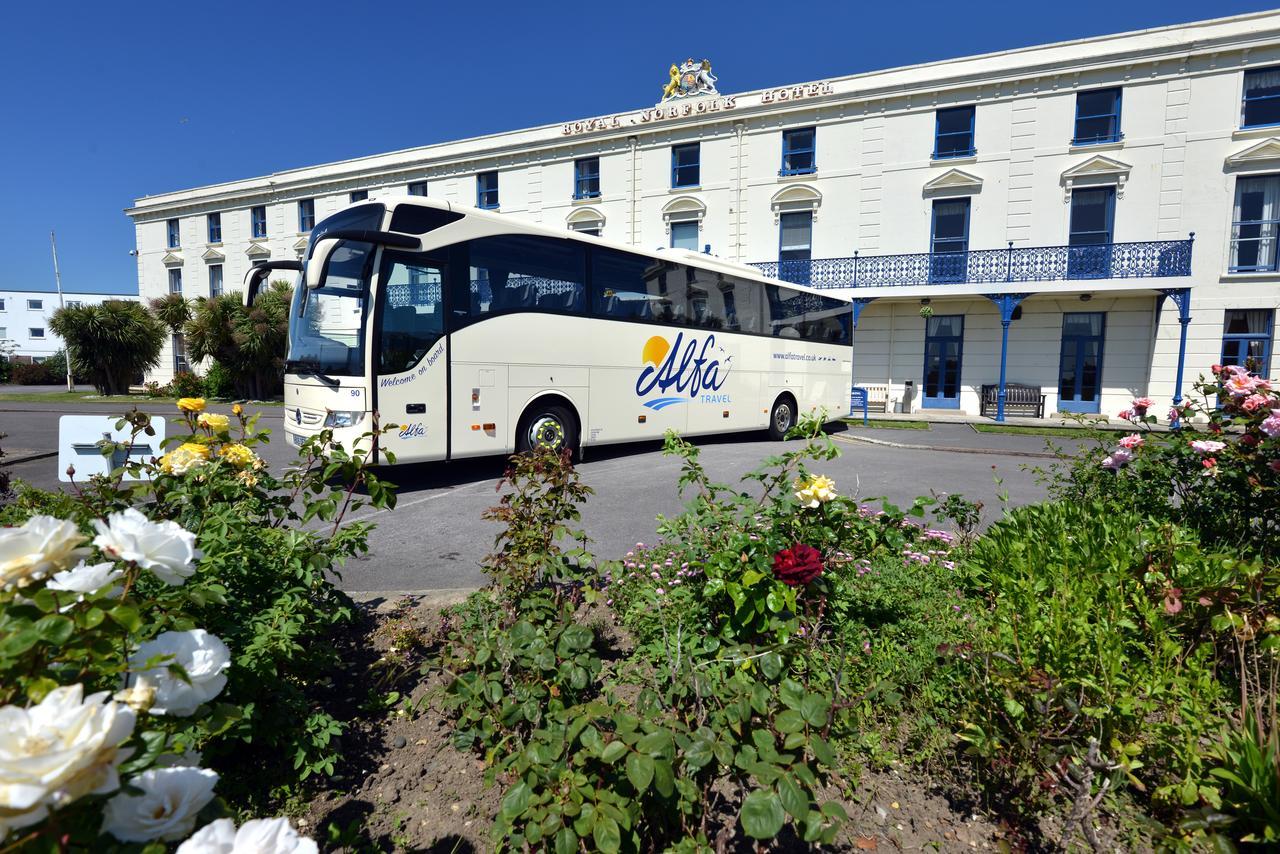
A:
771;543;823;587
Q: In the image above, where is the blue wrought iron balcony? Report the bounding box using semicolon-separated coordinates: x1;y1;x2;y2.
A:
749;237;1194;290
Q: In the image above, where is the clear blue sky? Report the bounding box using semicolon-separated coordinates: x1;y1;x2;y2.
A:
3;0;1274;294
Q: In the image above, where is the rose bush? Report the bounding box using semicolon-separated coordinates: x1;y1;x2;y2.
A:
0;400;394;848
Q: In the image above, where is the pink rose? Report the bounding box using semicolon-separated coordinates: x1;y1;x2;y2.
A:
1118;434;1144;450
1211;364;1224;374
1224;375;1260;397
1117;408;1136;420
1132;397;1154;414
1243;394;1271;412
1261;410;1280;438
1190;440;1227;454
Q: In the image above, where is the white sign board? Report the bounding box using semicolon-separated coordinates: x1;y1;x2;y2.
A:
58;416;166;482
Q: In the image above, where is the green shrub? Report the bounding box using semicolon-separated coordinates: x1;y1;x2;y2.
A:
48;300;164;395
10;361;56;384
168;370;205;399
203;361;237;399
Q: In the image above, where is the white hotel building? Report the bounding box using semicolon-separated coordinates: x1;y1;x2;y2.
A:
129;11;1280;417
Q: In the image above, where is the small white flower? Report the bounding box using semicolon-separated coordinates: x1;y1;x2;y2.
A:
92;509;200;586
128;630;231;716
47;561;124;598
177;816;318;854
113;674;158;713
0;685;135;835
101;766;218;842
0;515;91;590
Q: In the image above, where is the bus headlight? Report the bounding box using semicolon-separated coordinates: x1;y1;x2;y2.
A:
324;410;365;428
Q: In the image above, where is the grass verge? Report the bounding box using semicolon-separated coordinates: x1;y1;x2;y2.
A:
969;422;1100;438
844;418;931;430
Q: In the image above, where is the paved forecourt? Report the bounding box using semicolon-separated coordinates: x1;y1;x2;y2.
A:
2;402;1059;592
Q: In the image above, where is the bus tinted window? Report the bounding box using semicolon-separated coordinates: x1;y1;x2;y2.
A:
379;258;444;373
765;286;850;344
468;235;586;316
806;294;851;345
591;249;685;325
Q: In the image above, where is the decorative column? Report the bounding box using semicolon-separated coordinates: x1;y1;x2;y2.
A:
1159;287;1192;428
984;293;1030;422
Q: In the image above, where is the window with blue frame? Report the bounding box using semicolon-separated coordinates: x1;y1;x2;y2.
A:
1242;67;1280;128
574;157;600;199
166;219;180;249
298;199;315;232
477;172;499;209
408;181;428;196
207;212;222;243
778;211;813;285
929;198;970;283
1067;187;1115;278
1221;309;1274;375
670;220;699;251
1230;174;1280;272
933;106;975;159
250;206;267;239
780;127;816;176
208;265;223;298
1073;88;1123;145
168;268;183;295
671;143;700;188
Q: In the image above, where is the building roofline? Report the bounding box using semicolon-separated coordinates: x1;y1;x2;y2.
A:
127;9;1280;218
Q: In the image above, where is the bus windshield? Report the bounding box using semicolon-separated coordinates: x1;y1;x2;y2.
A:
286;240;374;376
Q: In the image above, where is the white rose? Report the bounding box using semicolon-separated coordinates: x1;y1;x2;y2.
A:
46;561;124;599
177;816;318;854
0;685;135;834
0;515;91;590
92;508;200;586
128;630;231;716
101;766;217;842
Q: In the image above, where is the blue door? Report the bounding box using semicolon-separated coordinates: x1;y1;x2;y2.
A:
1221;309;1274;375
930;198;970;283
1067;187;1115;279
1057;312;1105;413
923;314;964;409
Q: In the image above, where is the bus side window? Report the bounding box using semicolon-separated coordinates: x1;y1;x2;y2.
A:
687;269;728;331
468;235;586;319
380;261;444;374
764;285;805;338
804;295;852;345
592;249;668;322
725;277;765;335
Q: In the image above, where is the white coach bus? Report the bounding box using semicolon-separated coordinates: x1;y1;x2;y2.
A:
246;197;851;464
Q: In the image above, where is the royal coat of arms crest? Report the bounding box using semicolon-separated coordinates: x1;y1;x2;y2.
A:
661;58;719;101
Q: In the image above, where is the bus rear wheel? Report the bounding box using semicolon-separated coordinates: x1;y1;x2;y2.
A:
767;396;797;440
517;403;578;458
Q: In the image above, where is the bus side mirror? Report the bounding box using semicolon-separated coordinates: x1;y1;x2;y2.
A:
306;238;338;289
243;260;302;306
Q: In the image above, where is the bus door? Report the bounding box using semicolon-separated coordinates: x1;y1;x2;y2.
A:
373;253;449;463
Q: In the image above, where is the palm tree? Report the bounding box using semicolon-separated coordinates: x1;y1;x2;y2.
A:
49;301;164;395
185;281;293;399
149;293;192;336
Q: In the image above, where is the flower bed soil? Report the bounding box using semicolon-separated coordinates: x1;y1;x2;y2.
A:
302;598;1022;853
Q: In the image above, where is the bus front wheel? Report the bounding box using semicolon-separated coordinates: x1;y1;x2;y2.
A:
517;403;578;458
767;396;797;441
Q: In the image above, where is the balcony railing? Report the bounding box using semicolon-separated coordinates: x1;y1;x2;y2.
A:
749;238;1194;289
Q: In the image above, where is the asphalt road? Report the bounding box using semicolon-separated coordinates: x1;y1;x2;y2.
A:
2;401;1067;593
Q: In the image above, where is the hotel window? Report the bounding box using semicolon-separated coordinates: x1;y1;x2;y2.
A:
173;334;189;375
67;301;81;308
778;211;813;285
929;198;970;283
574;157;600;200
408;181;428;196
168;269;183;295
350;190;368;203
1222;309;1274;376
1067;187;1116;279
30;328;45;339
0;328;6;339
1230;174;1280;272
570;221;602;237
670;220;699;251
933;106;976;159
1242;67;1280;128
1073;88;1123;145
671;143;700;188
207;212;222;243
780;127;816;176
166;218;180;249
27;299;43;310
0;298;5;310
477;171;499;209
251;206;267;239
209;265;223;298
298;199;315;232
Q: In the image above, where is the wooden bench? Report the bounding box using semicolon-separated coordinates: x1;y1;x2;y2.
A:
980;383;1045;418
861;384;889;413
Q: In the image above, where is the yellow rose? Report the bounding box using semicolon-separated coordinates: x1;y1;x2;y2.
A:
231;403;243;416
177;398;206;414
197;413;230;433
794;474;837;509
159;444;209;475
219;443;257;468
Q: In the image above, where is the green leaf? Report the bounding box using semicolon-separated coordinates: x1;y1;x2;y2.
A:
34;615;74;645
30;588;59;613
810;734;836;767
759;651;783;680
777;775;808;821
0;626;40;658
740;789;786;839
820;800;848;821
554;827;577;854
500;781;532;820
652;759;675;797
107;603;142;633
600;740;628;764
684;737;714;770
80;607;105;629
625;752;654;793
774;709;806;734
800;694;830;727
592;815;621;853
635;730;671;758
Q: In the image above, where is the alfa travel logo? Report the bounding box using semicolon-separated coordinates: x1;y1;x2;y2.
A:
635;333;732;411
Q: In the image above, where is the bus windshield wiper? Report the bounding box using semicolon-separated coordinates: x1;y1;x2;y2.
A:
285;359;340;388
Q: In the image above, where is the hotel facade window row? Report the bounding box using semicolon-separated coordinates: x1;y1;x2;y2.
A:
127;11;1280;418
